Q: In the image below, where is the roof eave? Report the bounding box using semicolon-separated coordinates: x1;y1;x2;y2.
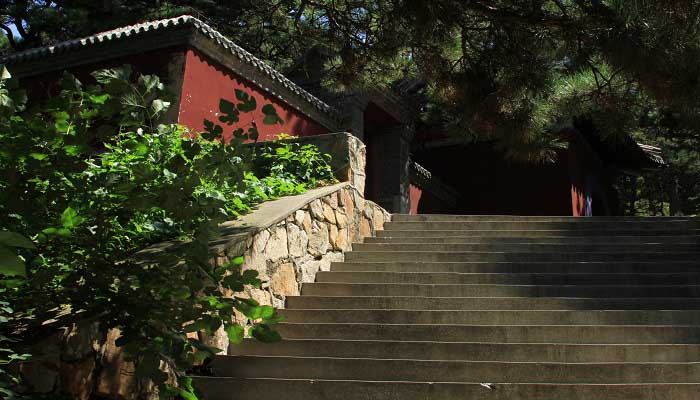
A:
1;26;193;78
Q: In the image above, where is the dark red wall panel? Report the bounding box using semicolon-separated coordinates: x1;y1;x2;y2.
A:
178;49;329;142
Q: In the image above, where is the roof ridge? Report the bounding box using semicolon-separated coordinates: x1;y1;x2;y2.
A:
0;15;197;63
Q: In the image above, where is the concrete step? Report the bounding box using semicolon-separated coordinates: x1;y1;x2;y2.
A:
229;339;700;362
383;221;700;231
194;213;700;399
194;377;700;400
376;229;700;237
343;250;700;262
276;323;700;343
301;282;700;297
211;355;700;383
391;214;700;222
286;296;700;310
330;261;700;274
352;242;700;253
364;235;700;244
278;309;700;325
316;271;700;285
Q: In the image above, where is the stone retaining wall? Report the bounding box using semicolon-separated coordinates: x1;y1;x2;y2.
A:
249;184;388;307
203;183;389;351
16;132;389;399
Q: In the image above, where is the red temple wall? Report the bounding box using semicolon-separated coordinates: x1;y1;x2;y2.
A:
413;143;573;216
409;185;422;215
177;48;329;142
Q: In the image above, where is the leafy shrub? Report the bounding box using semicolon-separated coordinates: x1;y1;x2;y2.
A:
0;66;335;398
0;301;30;400
258;140;335;185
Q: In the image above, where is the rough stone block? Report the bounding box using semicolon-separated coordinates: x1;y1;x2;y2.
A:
59;356;95;400
360;217;372;237
286;223;308;258
323;192;338;209
245;229;270;273
343;189;355;218
307;221;330;256
270;263;299;296
309;199;325;221
329;224;340;250
323;203;337;224
296;256;320;283
335;210;348;228
264;225;289;263
96;329;138;400
294;210;305;225
336;227;349;251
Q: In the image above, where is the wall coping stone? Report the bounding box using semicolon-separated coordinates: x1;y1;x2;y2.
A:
135;182;352;261
212;182;350;255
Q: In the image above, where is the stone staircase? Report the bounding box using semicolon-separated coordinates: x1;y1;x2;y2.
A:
195;215;700;399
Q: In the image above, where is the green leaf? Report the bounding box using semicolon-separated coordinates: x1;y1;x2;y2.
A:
224;324;245;344
241;269;258;281
54;111;73;134
0;246;26;277
0;65;11;80
235;89;257;112
131;141;149;156
259;306;275;320
64;145;85;156
241;269;261;287
0;232;35;249
88;93;110;105
179;377;196;396
177;389;199;400
236;297;262;319
29;153;48;160
185;316;221;334
93;66;132;84
231;256;245;265
134;354;167;383
163;168;177;179
222;275;245;292
188;338;223;355
42;227;72;237
262;104;284;125
173;287;191;300
61;207;84;229
251;323;281;343
151;99;170;115
139;74;161;92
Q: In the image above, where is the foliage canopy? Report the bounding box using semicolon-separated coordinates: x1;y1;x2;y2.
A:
0;65;335;398
4;2;700;154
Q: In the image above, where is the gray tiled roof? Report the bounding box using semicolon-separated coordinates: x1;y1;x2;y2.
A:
0;15;335;115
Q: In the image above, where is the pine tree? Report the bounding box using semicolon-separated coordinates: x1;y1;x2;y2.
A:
3;1;700;168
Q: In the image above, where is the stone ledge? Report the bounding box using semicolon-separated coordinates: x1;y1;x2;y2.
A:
212;182;350;256
134;182;351;261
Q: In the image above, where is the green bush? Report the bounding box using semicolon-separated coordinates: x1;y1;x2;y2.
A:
0;66;335;399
